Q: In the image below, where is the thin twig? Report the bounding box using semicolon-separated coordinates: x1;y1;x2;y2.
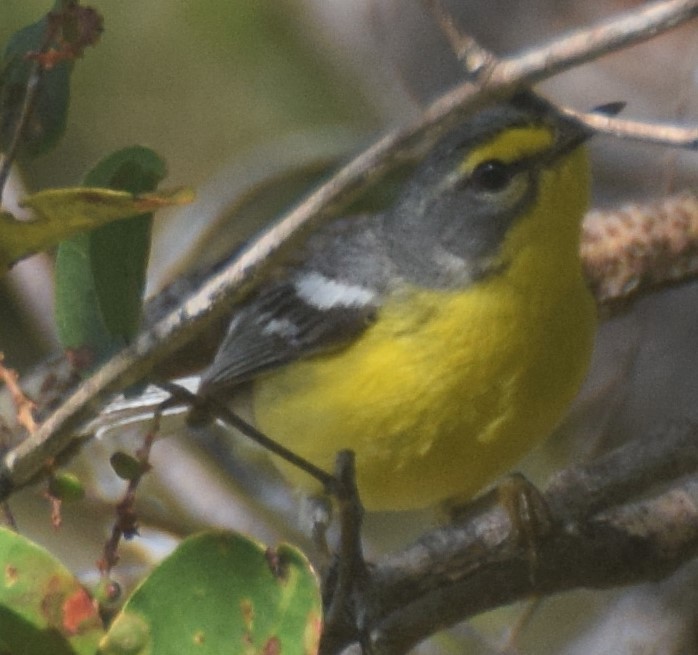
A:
486;0;698;86
429;0;698;150
0;354;38;434
422;0;495;77
98;408;159;577
321;451;371;655
157;381;336;489
0;60;42;200
0;0;696;503
0;10;62;201
501;597;544;654
561;107;698;150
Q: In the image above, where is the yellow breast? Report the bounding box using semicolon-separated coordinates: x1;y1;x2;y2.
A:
253;147;595;511
253;266;595;511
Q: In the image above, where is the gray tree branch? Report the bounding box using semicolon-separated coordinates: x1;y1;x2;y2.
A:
322;423;698;654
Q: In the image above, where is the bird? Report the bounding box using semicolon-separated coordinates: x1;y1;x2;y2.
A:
198;91;597;512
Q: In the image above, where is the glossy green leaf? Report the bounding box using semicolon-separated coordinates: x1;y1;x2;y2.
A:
85;147;166;342
54;228;114;364
55;147;168;366
0;527;104;655
100;531;322;655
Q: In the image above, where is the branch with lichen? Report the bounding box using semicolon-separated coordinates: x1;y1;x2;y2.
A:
583;192;698;312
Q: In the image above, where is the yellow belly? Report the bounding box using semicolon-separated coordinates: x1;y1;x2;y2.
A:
253;265;596;511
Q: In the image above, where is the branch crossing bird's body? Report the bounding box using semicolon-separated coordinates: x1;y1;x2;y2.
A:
200;93;596;511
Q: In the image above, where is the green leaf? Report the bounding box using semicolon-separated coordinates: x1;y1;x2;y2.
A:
54;147;169;365
100;531;322;655
110;451;146;481
86;147;166;344
0;13;71;157
54;229;114;363
0;527;104;655
0;185;192;276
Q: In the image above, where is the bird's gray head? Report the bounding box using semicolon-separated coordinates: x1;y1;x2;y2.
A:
382;93;589;288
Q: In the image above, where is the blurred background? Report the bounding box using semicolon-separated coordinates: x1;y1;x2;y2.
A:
0;1;697;653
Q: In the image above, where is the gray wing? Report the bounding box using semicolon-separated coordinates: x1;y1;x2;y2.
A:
199;276;380;393
199;215;391;394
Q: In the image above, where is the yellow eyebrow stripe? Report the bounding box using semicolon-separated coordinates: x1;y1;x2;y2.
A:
459;126;554;173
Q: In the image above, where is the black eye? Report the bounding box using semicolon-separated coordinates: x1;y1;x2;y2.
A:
470;159;513;192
